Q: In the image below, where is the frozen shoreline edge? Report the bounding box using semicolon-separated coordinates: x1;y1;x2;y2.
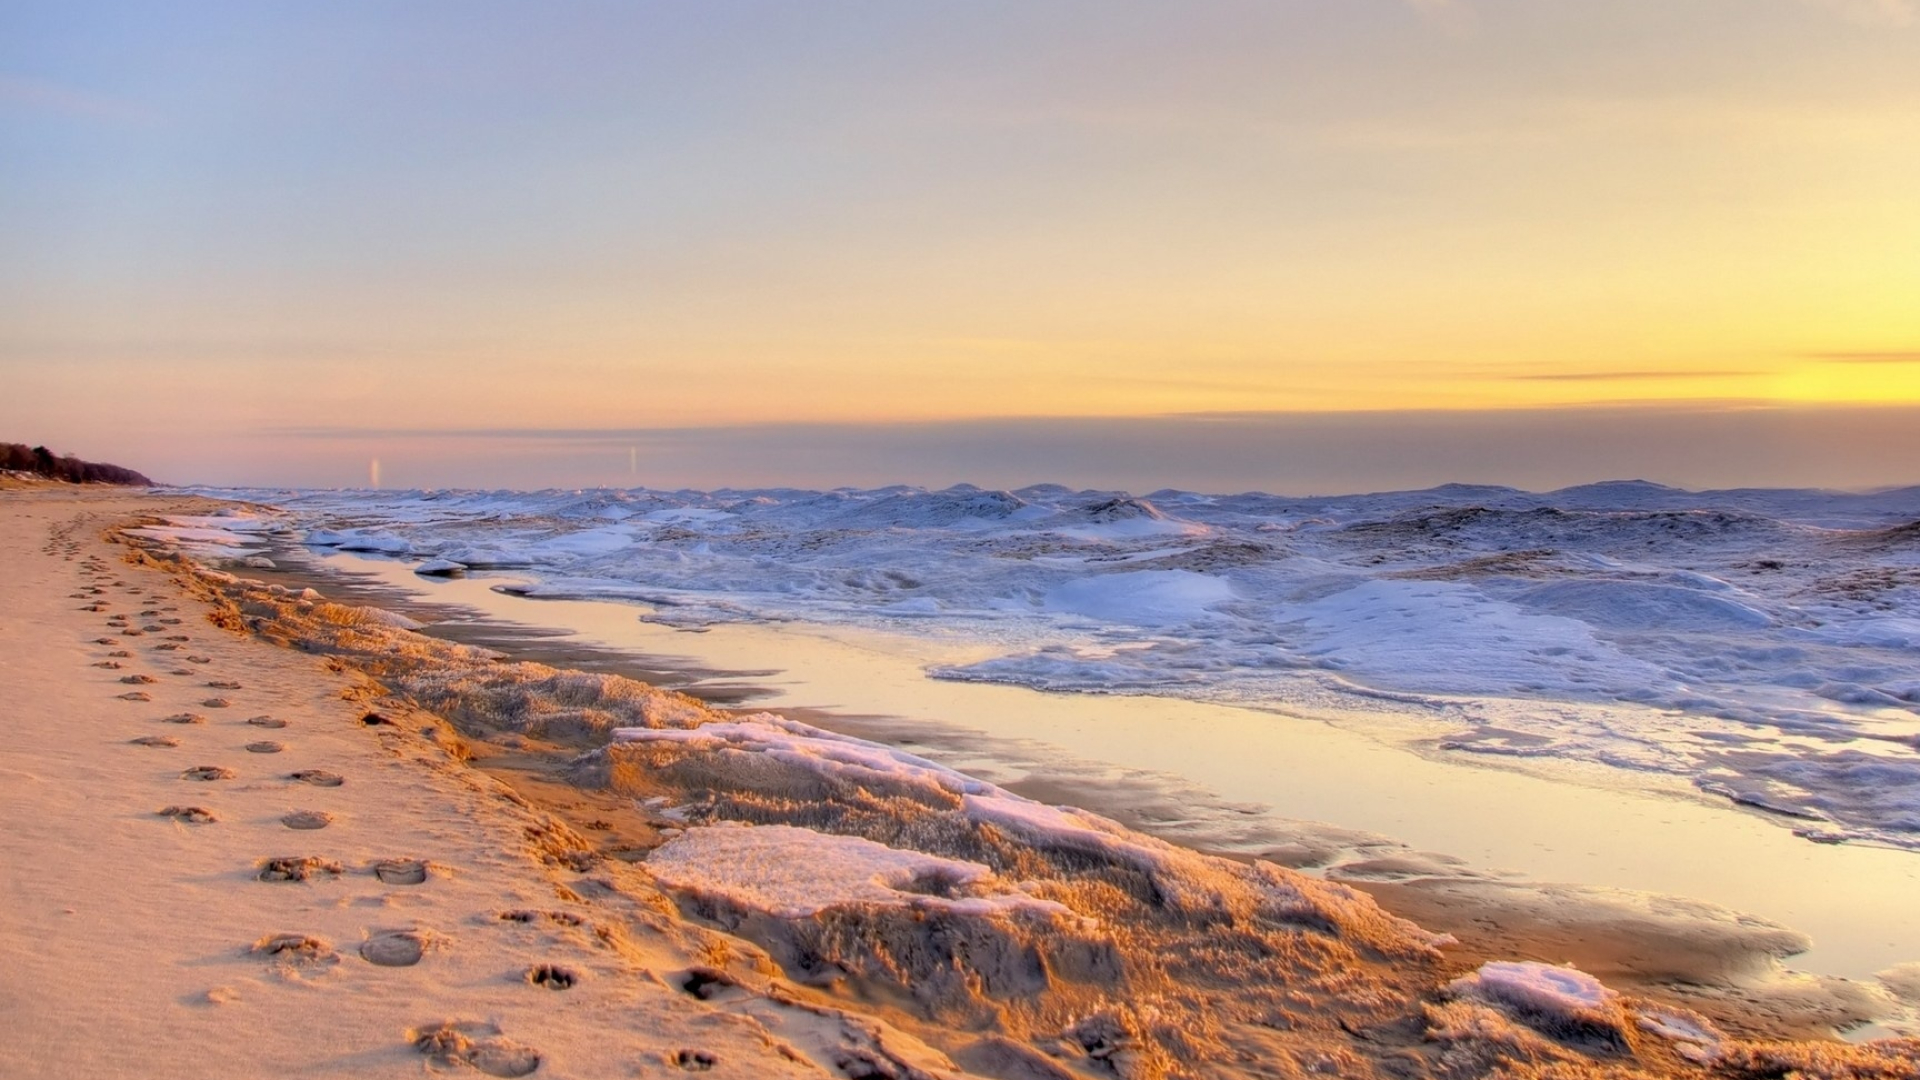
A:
101;488;1920;1060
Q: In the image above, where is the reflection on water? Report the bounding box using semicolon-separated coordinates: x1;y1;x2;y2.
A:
319;550;1920;984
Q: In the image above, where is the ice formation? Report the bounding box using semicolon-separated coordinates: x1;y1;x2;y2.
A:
179;479;1920;849
1453;961;1617;1015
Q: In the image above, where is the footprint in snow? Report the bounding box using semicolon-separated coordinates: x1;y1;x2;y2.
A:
130;735;179;748
208;680;242;690
119;674;156;685
158;806;217;824
164;712;206;724
117;691;151;702
181;765;235;781
201;698;232;709
247;716;288;729
281;810;332;830
245;741;285;754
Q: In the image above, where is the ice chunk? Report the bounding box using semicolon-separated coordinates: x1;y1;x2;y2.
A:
308;528;411;554
1451;960;1615;1015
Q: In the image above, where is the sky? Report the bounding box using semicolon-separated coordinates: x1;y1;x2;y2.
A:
4;1;1919;492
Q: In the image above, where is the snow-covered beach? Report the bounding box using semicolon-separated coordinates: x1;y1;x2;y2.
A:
128;481;1920;1001
254;545;1920;993
28;480;1920;1077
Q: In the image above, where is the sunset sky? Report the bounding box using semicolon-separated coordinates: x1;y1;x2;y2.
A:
4;1;1919;490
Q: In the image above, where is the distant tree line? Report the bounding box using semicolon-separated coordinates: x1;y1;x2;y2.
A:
2;442;153;485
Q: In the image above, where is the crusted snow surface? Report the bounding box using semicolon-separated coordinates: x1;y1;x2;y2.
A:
613;713;1455;945
1454;961;1617;1014
595;709;1458;1056
647;822;1068;919
613;716;1191;881
210;480;1920;848
123;508;294;558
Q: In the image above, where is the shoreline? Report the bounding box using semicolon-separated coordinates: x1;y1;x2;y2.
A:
0;486;922;1078
8;485;1919;1079
213;501;1914;1039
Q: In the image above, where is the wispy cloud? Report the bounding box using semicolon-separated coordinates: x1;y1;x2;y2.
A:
1508;370;1764;382
1804;351;1920;363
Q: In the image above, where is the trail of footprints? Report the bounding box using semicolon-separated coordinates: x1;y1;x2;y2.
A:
77;546;551;1075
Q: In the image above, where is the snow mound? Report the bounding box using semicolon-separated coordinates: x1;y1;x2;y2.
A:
1080;496;1164;523
647;822;1067;920
829;487;1031;527
1453;961;1616;1014
1450;961;1630;1049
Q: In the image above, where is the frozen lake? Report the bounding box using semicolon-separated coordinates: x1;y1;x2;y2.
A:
310;547;1920;989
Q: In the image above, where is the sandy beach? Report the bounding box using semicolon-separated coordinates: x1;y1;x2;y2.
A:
5;483;1918;1080
0;485;937;1078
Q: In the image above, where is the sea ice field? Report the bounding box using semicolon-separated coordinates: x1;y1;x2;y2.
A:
175;479;1920;858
